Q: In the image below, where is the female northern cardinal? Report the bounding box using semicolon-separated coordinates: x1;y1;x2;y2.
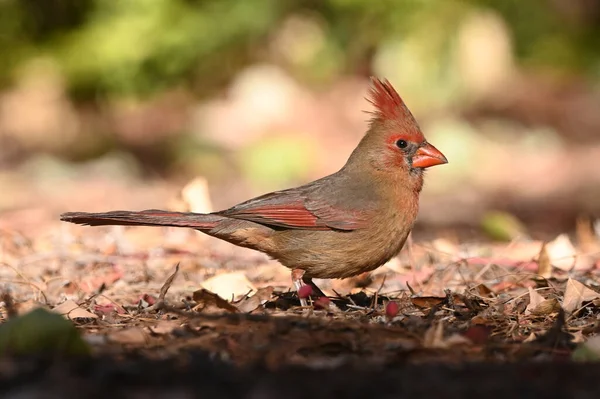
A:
61;78;447;300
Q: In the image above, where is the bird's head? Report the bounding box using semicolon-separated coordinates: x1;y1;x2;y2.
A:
347;77;447;191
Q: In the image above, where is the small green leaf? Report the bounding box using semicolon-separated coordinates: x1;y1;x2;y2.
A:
0;308;91;356
481;211;527;242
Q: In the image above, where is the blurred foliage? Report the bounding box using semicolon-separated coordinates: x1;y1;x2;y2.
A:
1;0;600;98
0;308;91;356
238;134;315;189
2;0;600;197
481;211;528;242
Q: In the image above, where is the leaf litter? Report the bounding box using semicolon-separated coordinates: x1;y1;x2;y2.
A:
1;182;600;369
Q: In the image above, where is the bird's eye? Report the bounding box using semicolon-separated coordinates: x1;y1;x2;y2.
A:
396;139;408;149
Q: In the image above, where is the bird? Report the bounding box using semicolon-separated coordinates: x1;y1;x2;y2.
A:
61;77;447;303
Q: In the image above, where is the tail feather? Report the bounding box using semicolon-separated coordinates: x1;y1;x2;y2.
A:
60;209;222;230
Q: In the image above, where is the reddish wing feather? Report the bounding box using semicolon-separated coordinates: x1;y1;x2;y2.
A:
217;192;325;230
218;191;367;231
226;201;324;229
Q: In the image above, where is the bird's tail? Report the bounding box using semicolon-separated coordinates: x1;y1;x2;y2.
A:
60;209;223;230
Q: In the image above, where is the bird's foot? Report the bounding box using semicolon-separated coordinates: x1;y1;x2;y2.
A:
291;270;330;308
302;276;326;298
291;269;308;307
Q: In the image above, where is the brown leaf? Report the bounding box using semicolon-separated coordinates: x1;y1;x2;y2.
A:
473;284;494;298
411;296;445;309
525;287;546;315
201;272;256;301
52;300;98;320
169;177;214;214
193;289;239;313
576;216;599;253
536;242;552;278
181;177;213;213
235;286;274;313
530;298;561;316
546;234;592;271
562;278;600;313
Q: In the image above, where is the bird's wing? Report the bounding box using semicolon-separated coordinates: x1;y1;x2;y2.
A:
216;188;370;231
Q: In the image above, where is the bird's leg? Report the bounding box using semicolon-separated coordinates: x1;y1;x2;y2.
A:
291;269;308;307
302;276;326;298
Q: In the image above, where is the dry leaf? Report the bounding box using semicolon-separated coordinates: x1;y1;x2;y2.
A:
493;240;544;262
193;289;239;313
52;300;98;320
546;234;592;271
576;217;598;253
170;177;213;213
536;242;552;278
525;287;546;315
182;177;213;213
546;234;576;270
235;286;274;313
411;296;445;309
562;278;600;313
473;284;494;298
430;238;460;258
530;298;560;316
201;272;256;301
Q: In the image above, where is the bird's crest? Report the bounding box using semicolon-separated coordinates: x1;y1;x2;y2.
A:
367;77;415;123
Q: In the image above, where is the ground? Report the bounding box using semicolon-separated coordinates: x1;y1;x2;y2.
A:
1;178;600;397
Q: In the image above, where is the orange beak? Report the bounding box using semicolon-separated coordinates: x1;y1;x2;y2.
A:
412;142;448;168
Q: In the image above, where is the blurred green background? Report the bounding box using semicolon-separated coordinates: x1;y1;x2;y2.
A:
1;0;600;238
